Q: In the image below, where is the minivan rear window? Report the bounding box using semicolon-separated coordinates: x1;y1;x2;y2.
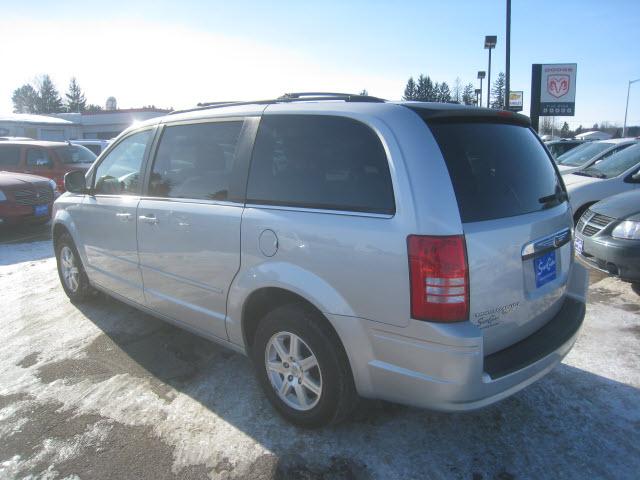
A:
424;119;564;223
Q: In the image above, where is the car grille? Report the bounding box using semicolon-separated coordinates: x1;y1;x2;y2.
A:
13;187;54;206
577;209;615;237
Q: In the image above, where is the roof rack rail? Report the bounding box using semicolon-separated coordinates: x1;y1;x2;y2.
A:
168;92;386;115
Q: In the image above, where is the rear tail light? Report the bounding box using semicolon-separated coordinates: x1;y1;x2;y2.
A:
407;235;469;322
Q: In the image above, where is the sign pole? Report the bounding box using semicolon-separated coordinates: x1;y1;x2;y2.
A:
530;64;542;132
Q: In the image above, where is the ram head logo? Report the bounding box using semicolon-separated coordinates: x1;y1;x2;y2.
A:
547;75;570;98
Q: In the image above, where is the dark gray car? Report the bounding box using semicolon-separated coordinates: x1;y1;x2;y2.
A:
575;189;640;284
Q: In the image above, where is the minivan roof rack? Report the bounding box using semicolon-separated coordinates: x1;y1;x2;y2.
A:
169;92;386;115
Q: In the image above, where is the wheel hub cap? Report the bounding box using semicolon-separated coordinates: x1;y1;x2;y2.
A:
265;331;322;411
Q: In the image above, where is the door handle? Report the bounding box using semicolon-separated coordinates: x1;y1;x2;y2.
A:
139;214;159;224
116;212;132;221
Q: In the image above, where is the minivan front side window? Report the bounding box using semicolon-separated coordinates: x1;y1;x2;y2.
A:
247;114;395;214
148;121;243;201
93;130;151;195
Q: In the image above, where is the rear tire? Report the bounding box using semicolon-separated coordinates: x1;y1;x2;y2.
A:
55;232;92;302
251;303;357;428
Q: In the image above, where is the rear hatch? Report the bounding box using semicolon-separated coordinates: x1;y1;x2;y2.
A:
411;108;573;355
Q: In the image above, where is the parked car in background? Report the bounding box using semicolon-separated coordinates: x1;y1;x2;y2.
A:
575;189;640;286
545;139;586;158
70;139;111;156
0;140;96;191
564;142;640;222
0;171;56;226
556;138;637;175
52;94;587;427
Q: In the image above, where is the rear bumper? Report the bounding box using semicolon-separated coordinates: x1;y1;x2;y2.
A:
577;233;640;283
331;263;588;411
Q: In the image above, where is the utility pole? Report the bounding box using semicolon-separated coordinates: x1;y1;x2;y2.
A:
623;78;640;137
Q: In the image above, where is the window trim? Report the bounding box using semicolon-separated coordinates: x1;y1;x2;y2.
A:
141;116;259;204
245;113;397;216
89;126;157;196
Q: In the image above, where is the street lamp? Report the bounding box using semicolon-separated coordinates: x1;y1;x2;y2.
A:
475;88;482;107
623;78;640;137
484;35;497;108
477;71;486;107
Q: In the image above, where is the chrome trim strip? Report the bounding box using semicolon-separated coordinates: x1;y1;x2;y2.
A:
521;227;572;260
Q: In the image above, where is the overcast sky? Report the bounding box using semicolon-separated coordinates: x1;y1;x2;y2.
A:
2;0;639;128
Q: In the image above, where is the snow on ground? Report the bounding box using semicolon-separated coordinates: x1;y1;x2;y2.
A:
0;236;639;479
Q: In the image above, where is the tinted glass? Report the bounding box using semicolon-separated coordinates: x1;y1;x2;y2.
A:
26;148;52;167
247;115;394;214
55;145;97;164
556;142;612;166
427;121;564;223
0;146;20;166
587;143;640;179
93;130;151;195
149;121;243;201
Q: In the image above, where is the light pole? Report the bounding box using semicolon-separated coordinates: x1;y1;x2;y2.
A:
505;0;511;109
623;78;640;137
485;35;497;108
475;88;482;107
477;71;486;107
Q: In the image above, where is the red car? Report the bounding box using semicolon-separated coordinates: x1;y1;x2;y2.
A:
0;171;56;226
0;140;96;191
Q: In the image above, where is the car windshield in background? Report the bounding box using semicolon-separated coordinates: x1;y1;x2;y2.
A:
556;142;612;166
424;120;564;223
55;145;97;164
583;143;640;179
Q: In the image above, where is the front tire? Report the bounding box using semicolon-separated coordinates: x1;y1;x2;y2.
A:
251;303;357;428
55;232;92;302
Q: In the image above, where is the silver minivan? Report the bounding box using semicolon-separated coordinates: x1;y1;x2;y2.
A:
53;93;588;427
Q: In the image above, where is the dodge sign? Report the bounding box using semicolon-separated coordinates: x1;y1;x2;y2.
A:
533;63;577;116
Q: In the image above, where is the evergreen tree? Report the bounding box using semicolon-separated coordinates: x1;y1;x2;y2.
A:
35;75;63;113
575;125;583;135
462;83;475;105
403;77;417;100
359;89;368;96
438;82;451;103
490;72;505;109
65;77;87;113
85;104;103;112
560;122;571;138
12;84;39;113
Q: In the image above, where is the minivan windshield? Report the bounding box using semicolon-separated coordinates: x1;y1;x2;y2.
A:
55;145;97;164
422;118;565;223
556;141;612;166
580;143;640;179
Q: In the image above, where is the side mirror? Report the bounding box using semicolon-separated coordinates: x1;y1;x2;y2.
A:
64;170;88;194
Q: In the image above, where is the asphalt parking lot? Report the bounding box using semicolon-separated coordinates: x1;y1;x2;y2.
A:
1;224;639;480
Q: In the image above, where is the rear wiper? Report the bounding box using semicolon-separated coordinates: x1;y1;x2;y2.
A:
573;171;594;177
538;190;567;205
582;168;606;178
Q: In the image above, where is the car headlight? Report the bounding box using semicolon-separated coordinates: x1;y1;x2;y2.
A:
611;220;640;240
0;189;6;202
48;179;58;192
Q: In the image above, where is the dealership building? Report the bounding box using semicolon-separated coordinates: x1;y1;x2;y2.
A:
0;108;169;141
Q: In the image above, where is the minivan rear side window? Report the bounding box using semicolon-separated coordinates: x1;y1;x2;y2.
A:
424;119;564;223
0;146;20;166
149;121;243;202
247;115;395;215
